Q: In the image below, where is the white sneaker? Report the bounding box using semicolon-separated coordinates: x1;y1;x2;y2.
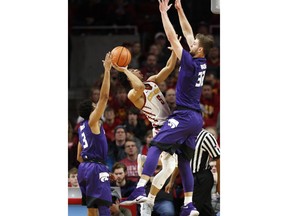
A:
140;201;154;216
137;154;147;176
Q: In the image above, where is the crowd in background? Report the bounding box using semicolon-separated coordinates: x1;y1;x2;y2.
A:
68;0;220;215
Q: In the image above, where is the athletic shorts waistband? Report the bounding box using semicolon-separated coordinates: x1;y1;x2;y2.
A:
83;158;106;165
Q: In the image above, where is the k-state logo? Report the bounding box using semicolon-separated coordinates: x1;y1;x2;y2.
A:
168;119;179;128
99;172;109;182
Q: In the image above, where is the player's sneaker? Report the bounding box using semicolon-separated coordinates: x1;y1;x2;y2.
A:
140;200;154;216
137;154;147;176
180;202;199;216
120;186;148;205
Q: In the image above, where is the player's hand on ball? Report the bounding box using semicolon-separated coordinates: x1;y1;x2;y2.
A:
112;62;128;73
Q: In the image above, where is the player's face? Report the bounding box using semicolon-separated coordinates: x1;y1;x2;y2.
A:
190;39;200;56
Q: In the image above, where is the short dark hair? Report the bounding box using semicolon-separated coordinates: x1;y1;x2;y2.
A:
114;125;127;134
112;162;127;173
78;99;93;120
196;33;214;56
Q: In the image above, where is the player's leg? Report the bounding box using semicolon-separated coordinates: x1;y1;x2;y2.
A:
140;152;177;215
87;208;98;216
178;155;199;216
121;146;162;205
98;206;111;216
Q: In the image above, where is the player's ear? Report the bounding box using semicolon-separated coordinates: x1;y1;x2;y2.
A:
198;47;203;53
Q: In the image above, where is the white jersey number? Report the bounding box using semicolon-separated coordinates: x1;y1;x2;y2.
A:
81;132;89;149
195;71;206;87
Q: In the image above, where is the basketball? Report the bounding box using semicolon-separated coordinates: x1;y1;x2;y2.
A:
111;46;131;67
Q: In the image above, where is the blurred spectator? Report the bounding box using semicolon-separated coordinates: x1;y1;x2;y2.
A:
200;81;220;128
204;72;220;96
205;126;221;196
123;107;147;143
68;167;79;187
209;160;220;215
141;129;153;156
110;68;123;95
165;88;176;112
68;120;80;170
120;139;140;183
103;106;123;143
110;188;133;216
158;80;168;96
206;46;220;79
140;54;162;80
90;85;100;103
111;162;137;198
107;125;128;167
109;86;134;122
130;41;146;69
126;128;143;155
153;32;171;68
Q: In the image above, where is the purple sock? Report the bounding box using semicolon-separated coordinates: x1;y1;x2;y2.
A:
142;146;162;177
178;155;194;192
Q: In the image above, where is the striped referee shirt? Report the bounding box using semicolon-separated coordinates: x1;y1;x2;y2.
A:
191;129;220;173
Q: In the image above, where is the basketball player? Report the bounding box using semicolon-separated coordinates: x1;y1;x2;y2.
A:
121;0;214;215
77;52;112;216
112;46;179;215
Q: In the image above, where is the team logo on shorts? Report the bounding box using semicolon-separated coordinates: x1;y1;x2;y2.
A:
99;172;109;182
168;119;179;128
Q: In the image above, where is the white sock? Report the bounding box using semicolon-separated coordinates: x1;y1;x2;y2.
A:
147;193;156;204
137;178;148;188
184;196;192;206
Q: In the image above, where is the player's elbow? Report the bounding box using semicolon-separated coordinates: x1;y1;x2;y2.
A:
134;82;145;92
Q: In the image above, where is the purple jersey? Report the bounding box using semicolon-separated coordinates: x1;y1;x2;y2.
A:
77;120;112;208
78;120;108;162
176;49;207;111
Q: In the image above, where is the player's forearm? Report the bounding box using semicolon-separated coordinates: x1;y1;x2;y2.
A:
155;51;177;83
166;50;177;69
124;69;144;91
177;8;194;38
161;12;178;44
98;69;111;103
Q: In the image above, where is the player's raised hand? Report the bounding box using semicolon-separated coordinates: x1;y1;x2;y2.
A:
158;0;172;14
174;0;183;10
102;52;112;71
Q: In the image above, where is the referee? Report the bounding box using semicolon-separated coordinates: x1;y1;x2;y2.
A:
192;129;220;216
166;128;220;216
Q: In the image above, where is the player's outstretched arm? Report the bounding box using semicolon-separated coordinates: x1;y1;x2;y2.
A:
175;0;195;49
148;36;181;84
159;0;183;60
89;52;111;126
113;64;145;109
